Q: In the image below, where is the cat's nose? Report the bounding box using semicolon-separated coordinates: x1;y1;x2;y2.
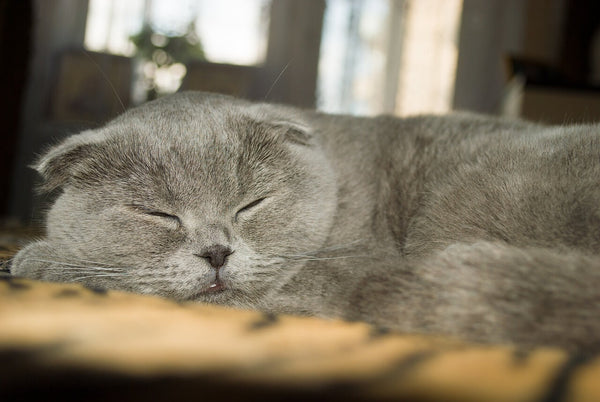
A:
195;245;233;269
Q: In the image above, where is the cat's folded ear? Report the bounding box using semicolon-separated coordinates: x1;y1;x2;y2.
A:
246;104;315;146
33;130;108;192
268;120;313;146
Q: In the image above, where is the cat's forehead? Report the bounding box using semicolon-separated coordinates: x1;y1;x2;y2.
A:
106;92;308;145
103;113;245;182
93;96;297;205
100;93;309;174
109;103;246;144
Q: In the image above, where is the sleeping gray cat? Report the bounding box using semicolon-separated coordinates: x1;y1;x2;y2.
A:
11;91;600;351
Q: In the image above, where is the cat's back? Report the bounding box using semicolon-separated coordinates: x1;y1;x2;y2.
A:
397;118;600;256
307;110;600;256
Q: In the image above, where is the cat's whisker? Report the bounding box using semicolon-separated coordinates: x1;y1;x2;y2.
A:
72;273;128;281
23;258;127;271
1;256;15;264
41;266;127;273
40;269;128;276
65;257;125;268
264;59;292;100
20;258;93;268
81;49;126;113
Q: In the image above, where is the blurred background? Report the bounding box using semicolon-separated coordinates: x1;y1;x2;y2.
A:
1;0;600;223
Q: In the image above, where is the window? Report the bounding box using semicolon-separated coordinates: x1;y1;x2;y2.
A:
317;0;463;116
84;0;270;98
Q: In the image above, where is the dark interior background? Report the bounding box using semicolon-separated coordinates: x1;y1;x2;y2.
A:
2;0;600;224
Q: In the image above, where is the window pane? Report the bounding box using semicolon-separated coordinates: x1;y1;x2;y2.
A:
85;0;270;65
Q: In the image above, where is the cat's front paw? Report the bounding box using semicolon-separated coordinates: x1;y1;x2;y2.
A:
10;241;57;280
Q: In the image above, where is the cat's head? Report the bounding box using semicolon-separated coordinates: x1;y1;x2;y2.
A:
22;92;338;307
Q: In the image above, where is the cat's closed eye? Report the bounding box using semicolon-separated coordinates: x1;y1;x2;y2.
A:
235;197;266;222
127;205;182;227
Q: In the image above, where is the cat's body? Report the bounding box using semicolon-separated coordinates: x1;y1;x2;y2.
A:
11;91;600;351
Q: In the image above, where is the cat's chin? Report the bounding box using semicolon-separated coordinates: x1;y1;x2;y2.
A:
186;288;227;301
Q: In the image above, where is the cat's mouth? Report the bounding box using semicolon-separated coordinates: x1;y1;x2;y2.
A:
199;279;226;294
188;276;230;300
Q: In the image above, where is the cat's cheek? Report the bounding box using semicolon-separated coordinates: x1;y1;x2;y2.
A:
236;224;283;256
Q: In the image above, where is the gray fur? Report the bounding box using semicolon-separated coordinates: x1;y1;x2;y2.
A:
11;91;600;351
